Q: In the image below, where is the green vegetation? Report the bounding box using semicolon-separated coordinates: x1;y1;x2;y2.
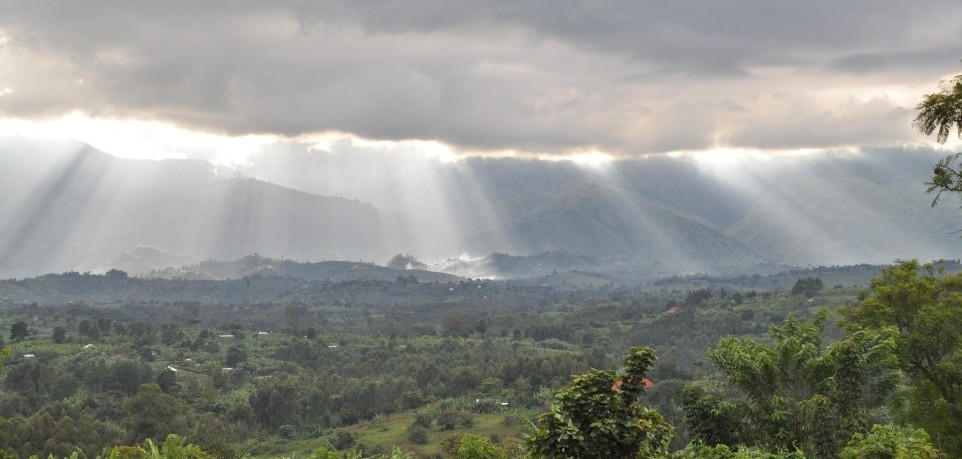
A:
915;70;962;206
0;260;959;457
839;424;939;459
526;346;672;458
789;277;824;297
842;260;962;456
687;312;898;458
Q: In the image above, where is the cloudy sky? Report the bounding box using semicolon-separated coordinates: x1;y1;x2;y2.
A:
1;1;961;161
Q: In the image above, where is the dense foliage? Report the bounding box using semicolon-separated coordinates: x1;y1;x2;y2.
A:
842;260;962;456
687;312;898;458
0;262;957;457
526;346;672;458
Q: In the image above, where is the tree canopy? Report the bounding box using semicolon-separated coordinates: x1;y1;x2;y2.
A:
9;320;29;342
526;346;673;458
689;311;899;458
914;71;962;205
914;73;962;144
842;260;962;456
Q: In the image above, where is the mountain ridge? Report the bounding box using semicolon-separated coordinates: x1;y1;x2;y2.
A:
0;143;410;278
2;141;960;279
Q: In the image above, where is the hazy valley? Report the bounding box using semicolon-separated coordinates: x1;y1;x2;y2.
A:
1;140;959;281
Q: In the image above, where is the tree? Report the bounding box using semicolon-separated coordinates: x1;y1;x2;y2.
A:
9;321;28;343
842;260;962;456
110;360;152;396
104;434;209;459
915;72;962;144
224;345;247;368
682;385;741;448
526;346;673;458
442;315;468;337
78;320;92;338
97;318;112;335
52;326;66;344
685;288;713;305
250;377;299;430
333;431;355;450
914;71;962;205
4;358;49;396
79;320;100;340
475;319;488;336
181;303;201;325
457;434;508;459
690;312;898;458
104;269;128;280
413;414;432;429
790;277;824;297
156;368;179;394
839;424;938;459
128;322;156;346
406;424;428;444
122;383;188;443
437;410;459;430
277;424;296;439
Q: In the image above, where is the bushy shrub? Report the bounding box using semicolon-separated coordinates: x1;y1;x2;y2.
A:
407;424;429;444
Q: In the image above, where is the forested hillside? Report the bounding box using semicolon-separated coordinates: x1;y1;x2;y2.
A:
1;261;958;457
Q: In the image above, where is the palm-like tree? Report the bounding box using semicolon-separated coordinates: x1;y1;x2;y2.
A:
914;73;962;205
914;74;962;143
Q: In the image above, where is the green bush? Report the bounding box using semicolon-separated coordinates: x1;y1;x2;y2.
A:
457;434;508;459
407;424;429;444
839;424;938;459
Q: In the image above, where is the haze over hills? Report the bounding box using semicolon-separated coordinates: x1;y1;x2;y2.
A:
235;145;962;271
0;140;408;278
1;139;961;280
147;254;460;283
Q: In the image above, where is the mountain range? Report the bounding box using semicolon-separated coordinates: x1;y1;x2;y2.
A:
1;139;960;280
0;141;403;278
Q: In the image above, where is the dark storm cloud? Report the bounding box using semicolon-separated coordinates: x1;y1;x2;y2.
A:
0;1;960;155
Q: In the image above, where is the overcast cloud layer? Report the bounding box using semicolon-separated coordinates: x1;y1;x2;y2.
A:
1;1;961;156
